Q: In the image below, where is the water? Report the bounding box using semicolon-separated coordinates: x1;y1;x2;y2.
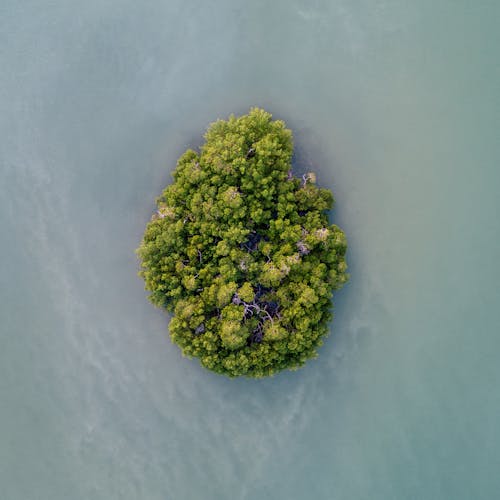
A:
1;1;499;498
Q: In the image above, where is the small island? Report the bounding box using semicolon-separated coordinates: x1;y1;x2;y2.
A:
137;108;348;377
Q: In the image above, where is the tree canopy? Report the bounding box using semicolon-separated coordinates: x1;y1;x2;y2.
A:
137;108;348;377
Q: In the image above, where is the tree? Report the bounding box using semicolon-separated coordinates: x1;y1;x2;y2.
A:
137;108;349;377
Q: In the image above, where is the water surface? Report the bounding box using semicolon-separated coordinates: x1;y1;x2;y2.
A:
1;1;499;499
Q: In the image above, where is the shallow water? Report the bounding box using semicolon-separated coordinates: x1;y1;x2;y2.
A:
1;1;499;498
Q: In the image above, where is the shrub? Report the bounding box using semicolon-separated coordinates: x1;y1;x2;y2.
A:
137;108;348;377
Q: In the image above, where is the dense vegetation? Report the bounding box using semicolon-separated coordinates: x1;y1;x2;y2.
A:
137;108;348;377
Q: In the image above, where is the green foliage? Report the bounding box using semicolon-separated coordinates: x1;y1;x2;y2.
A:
137;108;349;377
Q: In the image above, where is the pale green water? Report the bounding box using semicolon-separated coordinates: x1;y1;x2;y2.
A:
1;1;499;499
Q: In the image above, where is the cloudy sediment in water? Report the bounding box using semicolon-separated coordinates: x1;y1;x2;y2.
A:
1;1;499;499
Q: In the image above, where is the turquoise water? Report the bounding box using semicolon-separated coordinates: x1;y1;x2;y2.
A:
1;1;499;498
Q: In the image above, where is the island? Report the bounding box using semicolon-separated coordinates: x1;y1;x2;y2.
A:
137;108;348;377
